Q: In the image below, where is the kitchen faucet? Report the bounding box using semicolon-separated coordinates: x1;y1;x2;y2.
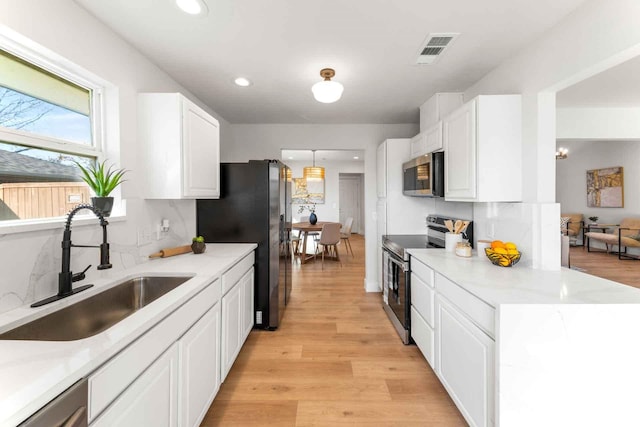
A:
31;204;112;307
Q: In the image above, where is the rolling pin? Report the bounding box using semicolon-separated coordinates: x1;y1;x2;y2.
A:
149;245;192;259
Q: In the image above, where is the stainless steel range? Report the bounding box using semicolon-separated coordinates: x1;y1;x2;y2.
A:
382;215;472;344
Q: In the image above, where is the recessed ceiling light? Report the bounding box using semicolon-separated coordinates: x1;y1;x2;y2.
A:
288;156;294;160
353;156;359;160
175;0;208;16
234;77;252;87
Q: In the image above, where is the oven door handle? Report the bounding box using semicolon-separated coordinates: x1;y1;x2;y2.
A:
387;253;408;272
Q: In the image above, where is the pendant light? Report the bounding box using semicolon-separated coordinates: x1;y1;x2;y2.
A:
311;68;344;103
303;150;325;181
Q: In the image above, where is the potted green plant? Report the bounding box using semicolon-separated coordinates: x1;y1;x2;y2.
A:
191;236;206;254
75;160;128;217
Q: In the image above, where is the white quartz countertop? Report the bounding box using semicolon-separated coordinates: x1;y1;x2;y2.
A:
408;248;640;307
0;243;256;427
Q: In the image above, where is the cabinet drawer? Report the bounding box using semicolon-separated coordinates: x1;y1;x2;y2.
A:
410;258;434;287
91;343;179;427
435;273;495;337
88;281;217;422
222;252;255;295
411;306;434;369
411;273;434;327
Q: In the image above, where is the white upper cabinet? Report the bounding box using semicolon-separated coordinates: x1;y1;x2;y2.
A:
443;95;522;202
139;93;220;199
411;93;463;158
410;121;443;158
420;92;464;131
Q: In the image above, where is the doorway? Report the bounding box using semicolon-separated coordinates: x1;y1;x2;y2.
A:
339;173;364;234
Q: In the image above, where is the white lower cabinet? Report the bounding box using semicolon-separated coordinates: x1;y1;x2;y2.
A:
240;268;254;341
87;250;256;427
222;278;242;381
222;267;254;381
92;343;179;427
410;306;434;368
179;303;221;427
435;295;494;427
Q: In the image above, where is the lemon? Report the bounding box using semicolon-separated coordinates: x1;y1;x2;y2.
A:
493;247;508;255
507;249;519;255
505;242;517;250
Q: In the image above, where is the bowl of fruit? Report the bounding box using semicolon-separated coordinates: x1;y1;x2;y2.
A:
484;241;521;267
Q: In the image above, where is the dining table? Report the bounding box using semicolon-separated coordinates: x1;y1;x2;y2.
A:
292;221;341;264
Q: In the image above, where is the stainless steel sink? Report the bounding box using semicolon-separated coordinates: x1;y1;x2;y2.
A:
0;275;193;341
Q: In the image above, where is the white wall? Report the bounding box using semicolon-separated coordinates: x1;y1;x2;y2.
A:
229;124;417;291
462;0;640;270
557;108;640;140
287;159;364;223
0;0;231;314
556;140;639;224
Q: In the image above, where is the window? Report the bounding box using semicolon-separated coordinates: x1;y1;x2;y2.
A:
0;47;103;223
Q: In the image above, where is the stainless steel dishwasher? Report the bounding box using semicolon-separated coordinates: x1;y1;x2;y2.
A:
19;378;87;427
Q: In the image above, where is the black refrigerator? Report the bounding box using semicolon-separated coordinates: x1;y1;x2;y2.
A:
196;160;291;330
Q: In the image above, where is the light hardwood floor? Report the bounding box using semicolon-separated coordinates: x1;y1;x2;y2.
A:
201;234;466;426
569;245;640;289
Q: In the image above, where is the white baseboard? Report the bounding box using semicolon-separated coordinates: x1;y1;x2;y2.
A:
364;277;381;293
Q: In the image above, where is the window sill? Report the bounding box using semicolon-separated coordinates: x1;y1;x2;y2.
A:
0;213;126;235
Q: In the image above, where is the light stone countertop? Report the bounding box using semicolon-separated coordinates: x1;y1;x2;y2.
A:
0;243;256;427
407;248;640;306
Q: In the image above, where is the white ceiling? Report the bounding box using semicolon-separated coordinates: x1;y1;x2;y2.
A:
281;149;364;162
557;54;640;108
76;0;586;124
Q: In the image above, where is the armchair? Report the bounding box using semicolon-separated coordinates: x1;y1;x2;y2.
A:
585;218;640;260
561;213;584;246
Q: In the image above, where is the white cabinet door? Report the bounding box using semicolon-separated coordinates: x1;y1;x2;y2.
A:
182;98;220;198
376;142;386;198
424;121;443;154
444;99;477;200
420;93;464;131
91;343;179;427
410;132;426;158
221;281;242;381
411;122;442;158
139;93;220;199
435;295;494;427
179;303;221;427
240;268;254;342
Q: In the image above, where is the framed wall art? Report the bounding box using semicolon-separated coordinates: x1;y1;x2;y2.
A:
586;166;624;208
292;178;325;204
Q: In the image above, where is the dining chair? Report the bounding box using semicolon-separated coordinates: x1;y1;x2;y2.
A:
299;215;319;252
315;223;342;269
340;217;354;257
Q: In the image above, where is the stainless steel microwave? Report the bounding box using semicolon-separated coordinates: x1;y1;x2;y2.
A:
402;151;444;197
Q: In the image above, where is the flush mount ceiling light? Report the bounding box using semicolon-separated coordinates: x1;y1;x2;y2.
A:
311;68;344;103
303;150;325;181
175;0;208;16
234;77;251;87
556;147;569;160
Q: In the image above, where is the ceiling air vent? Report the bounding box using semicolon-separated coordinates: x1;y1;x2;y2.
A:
416;33;460;65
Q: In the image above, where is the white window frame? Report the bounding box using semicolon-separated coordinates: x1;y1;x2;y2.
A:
0;25;125;234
